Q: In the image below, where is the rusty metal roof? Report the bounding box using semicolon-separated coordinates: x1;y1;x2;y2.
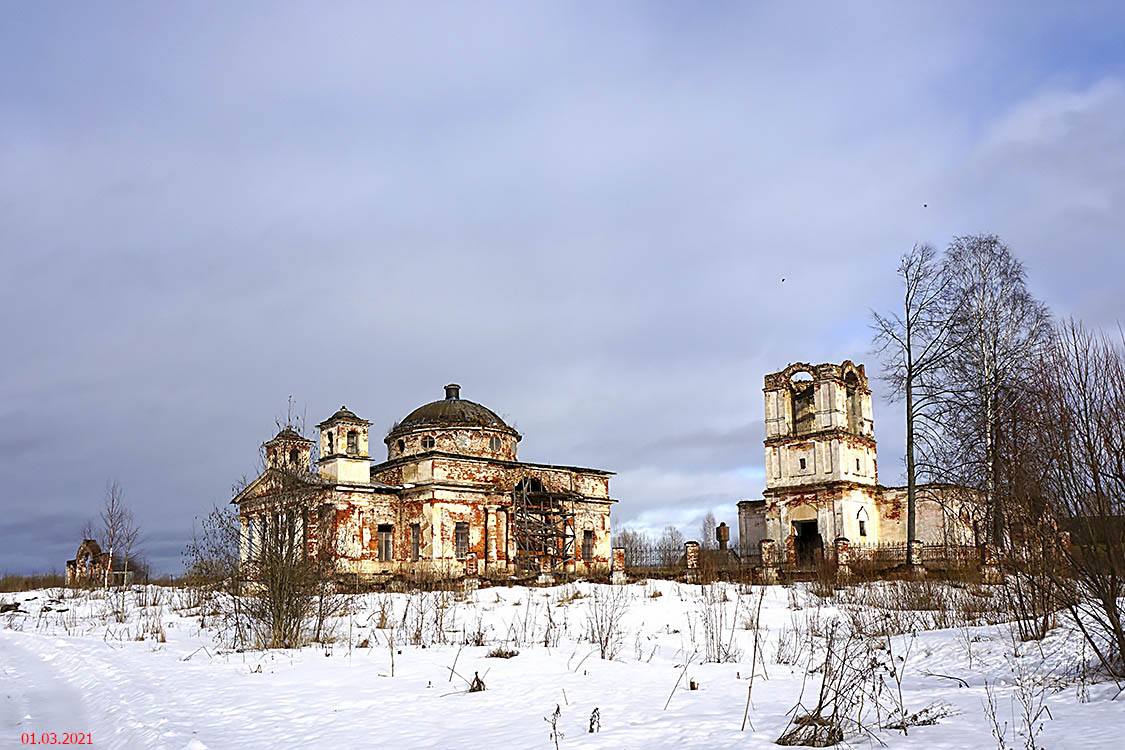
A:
315;406;370;428
265;426;313;444
390;389;519;437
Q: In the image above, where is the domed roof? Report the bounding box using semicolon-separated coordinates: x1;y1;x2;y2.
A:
316;405;370;428
265;426;312;444
390;384;519;437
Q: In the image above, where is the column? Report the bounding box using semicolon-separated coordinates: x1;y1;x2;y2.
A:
239;516;250;562
486;505;498;572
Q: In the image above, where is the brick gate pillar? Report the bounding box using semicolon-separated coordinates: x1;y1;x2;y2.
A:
611;547;627;585
759;539;779;585
684;541;700;583
834;537;851;581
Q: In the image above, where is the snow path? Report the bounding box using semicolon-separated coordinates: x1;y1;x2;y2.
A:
0;630;217;749
1;632;94;742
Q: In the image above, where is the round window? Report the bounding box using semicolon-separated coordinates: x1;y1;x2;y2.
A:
489;436;502;451
422;435;436;450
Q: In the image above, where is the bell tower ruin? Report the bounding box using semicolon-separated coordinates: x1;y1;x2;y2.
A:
738;360;882;566
740;359;977;566
762;361;876;491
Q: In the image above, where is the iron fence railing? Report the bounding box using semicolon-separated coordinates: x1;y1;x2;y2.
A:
849;542;980;568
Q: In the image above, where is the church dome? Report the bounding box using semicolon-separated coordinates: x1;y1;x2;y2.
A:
391;384;519;437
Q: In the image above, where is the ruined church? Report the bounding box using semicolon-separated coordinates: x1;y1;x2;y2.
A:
737;361;974;567
233;384;615;578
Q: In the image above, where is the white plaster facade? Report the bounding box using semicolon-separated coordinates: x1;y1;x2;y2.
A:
739;361;975;565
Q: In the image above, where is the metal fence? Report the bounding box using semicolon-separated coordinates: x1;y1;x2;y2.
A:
617;539;981;579
620;544;757;577
849;542;980;570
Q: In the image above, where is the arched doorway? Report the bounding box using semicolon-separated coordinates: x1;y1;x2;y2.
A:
790;504;822;568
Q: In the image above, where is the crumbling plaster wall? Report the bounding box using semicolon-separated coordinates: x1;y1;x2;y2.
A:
386;426;518;462
877;486;976;546
571;501;612;569
319;422;370;462
761;484;882;548
765;435;878;490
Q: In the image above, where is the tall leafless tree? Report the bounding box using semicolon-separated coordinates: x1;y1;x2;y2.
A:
610;528;649;569
657;526;685;568
97;479;141;588
931;235;1052;547
872;244;963;562
700;512;718;550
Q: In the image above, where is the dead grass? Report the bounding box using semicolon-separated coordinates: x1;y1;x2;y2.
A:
0;573;67;593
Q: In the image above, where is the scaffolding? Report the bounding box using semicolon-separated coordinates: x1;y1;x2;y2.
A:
510;477;576;572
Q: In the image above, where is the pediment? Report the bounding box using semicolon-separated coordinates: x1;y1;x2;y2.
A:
231;467;327;505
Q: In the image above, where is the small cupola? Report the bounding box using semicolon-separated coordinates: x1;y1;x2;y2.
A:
315;406;372;484
263;426;314;472
445;383;461;400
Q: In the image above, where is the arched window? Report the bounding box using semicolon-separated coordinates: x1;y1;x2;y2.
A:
489;436;502;451
422;435;436;450
326;431;334;454
789;371;815;435
347;430;358;455
289;448;299;466
396;439;405;453
857;508;869;538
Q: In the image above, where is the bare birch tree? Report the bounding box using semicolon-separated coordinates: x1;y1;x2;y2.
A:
700;512;718;551
931;235;1051;547
99;479;141;588
871;244;963;562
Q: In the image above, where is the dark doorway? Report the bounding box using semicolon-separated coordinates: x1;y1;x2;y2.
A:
794;520;821;568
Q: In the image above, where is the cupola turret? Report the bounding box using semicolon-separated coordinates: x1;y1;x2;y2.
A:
263;426;314;472
316;406;371;484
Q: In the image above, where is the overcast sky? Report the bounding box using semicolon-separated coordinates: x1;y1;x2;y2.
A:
2;2;1124;574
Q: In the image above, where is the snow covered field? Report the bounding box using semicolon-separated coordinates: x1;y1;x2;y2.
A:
1;580;1121;749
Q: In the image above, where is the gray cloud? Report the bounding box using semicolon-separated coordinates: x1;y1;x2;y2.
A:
2;3;1124;572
